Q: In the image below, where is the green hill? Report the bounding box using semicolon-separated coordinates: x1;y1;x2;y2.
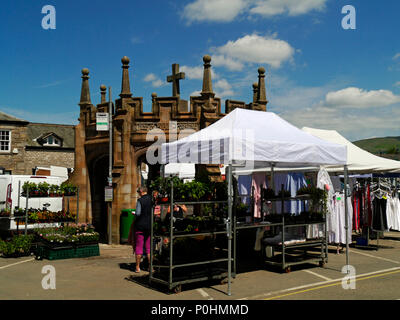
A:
353;136;400;160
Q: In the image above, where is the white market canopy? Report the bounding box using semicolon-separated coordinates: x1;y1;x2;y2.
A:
302;127;400;174
161;109;347;169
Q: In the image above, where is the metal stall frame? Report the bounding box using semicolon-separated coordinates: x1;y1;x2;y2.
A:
149;165;234;295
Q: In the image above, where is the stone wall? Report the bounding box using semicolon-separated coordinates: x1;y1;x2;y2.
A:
0;124;28;174
25;149;75;174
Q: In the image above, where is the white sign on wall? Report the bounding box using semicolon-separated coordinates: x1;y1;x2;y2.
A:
96;113;109;131
105;186;113;202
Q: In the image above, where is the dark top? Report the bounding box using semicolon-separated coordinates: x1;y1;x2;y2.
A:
134;194;153;232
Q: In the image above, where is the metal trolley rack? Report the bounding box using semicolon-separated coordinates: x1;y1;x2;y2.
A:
149;181;234;294
234;186;328;273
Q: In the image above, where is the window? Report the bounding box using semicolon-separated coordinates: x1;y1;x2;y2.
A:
0;130;10;152
43;135;61;146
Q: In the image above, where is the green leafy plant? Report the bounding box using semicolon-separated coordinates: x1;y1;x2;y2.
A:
49;184;60;196
0;234;35;257
262;188;276;199
38;182;50;196
0;208;11;217
60;182;77;196
235;203;249;217
297;185;327;214
22;182;39;197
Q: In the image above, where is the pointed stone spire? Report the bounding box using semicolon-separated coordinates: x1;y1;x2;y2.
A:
252;83;259;103
120;56;132;98
201;55;215;98
257;67;268;104
79;68;92;106
100;85;107;104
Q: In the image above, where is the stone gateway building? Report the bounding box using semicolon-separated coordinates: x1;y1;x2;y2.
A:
70;55;268;243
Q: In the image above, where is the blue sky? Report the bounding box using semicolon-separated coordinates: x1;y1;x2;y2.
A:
0;0;399;141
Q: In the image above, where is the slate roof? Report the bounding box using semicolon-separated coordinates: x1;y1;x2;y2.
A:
27;123;75;149
0;111;28;123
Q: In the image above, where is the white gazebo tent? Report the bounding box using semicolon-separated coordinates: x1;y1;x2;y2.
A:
302;127;400;174
160;108;348;295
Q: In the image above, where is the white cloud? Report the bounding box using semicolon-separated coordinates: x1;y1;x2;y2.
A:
215;79;235;97
323;87;400;109
212;55;244;71
144;73;157;82
144;73;165;88
279;105;400;141
182;0;247;23
393;53;400;60
215;33;295;68
190;91;202;97
394;81;400;87
181;0;327;23
181;65;218;80
249;0;327;17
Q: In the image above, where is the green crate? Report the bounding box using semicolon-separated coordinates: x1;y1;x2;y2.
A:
36;244;100;260
75;244;100;258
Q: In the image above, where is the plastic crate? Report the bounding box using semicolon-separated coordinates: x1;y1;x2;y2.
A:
75;244;100;258
36;244;100;260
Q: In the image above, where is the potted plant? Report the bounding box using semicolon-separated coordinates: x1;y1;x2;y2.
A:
0;234;35;258
61;182;77;196
22;182;38;197
39;182;50;197
0;208;11;217
49;184;59;197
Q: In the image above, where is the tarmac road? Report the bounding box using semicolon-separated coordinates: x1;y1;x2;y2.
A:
1;232;400;301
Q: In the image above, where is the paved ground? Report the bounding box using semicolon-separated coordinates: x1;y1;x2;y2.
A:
1;232;400;300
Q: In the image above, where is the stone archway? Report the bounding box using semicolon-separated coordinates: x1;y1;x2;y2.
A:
135;149;160;190
89;154;109;243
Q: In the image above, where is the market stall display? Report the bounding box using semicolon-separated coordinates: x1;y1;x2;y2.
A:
159;108;348;295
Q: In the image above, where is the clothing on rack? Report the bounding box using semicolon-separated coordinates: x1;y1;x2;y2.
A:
386;196;400;231
353;189;364;231
274;173;307;215
307;168;335;239
372;197;388;231
252;173;266;218
237;175;252;206
327;192;353;245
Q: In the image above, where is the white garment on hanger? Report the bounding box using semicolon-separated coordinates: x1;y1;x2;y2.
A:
329;192;353;245
395;198;400;231
307;168;335;239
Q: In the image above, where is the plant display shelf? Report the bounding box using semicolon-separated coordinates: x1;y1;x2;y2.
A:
35;242;100;260
149;183;233;293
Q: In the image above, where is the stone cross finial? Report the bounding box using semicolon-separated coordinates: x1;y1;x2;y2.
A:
257;67;267;104
120;56;132;98
100;85;107;104
252;82;259;103
201;55;215;98
167;64;185;97
79;68;92;105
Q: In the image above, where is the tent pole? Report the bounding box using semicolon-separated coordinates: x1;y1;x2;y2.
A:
227;164;233;296
344;165;350;273
270;163;275;214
